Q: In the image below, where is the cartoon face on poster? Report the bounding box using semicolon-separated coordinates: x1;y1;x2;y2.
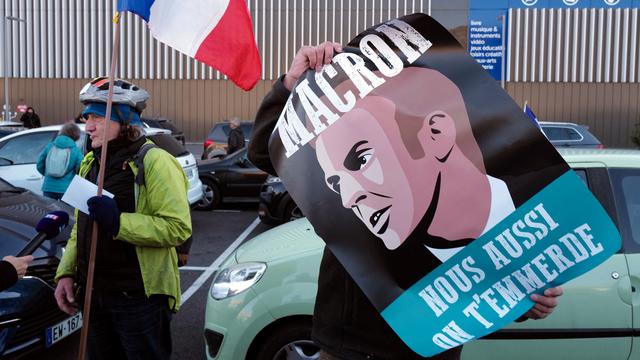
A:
268;14;621;357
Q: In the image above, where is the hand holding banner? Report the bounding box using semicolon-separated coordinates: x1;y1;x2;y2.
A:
266;13;621;357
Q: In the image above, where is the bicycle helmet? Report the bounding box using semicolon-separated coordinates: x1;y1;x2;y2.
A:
79;77;149;114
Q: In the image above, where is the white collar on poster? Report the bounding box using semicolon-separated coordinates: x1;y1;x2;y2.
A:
425;176;516;263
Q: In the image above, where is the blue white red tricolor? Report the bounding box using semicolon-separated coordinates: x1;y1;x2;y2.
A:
117;0;261;91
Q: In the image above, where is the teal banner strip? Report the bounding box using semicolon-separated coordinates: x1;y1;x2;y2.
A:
381;170;621;357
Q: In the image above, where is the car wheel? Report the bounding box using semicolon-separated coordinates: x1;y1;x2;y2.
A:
253;322;320;360
206;148;227;160
194;178;221;211
284;201;303;222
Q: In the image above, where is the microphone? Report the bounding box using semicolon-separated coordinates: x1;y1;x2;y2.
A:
17;211;70;257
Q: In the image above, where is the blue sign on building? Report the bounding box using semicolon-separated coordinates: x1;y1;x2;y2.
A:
468;0;640;81
468;10;507;81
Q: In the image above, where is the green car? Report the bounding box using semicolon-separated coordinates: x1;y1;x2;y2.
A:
204;149;640;360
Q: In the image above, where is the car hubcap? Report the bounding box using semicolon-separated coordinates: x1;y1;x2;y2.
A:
199;184;214;206
273;340;319;360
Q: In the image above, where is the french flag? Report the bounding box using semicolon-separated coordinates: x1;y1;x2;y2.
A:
117;0;261;91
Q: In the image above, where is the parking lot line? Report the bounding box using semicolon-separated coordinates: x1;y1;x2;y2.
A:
180;217;261;304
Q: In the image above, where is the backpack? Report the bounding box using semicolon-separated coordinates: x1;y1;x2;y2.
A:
45;145;72;178
133;142;192;267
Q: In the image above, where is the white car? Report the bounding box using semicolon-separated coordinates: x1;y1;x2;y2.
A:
0;124;203;205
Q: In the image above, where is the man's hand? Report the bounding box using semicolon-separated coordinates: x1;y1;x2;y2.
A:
524;286;563;320
87;195;120;236
283;41;342;91
54;277;78;315
2;255;33;278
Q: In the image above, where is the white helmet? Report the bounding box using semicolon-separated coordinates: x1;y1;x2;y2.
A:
79;77;149;113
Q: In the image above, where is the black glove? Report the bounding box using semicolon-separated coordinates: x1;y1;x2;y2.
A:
87;196;120;236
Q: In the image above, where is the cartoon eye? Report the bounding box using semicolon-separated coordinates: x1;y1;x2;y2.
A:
343;141;373;171
356;152;373;170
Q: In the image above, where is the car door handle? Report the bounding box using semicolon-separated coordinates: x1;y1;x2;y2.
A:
27;175;42;180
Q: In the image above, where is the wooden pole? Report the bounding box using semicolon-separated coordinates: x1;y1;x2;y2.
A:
77;12;122;360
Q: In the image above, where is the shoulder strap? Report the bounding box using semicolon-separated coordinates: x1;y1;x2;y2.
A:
133;142;158;186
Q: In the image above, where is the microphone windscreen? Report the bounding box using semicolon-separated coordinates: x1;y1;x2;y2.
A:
35;211;70;239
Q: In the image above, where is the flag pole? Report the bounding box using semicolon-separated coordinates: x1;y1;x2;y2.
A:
77;12;122;360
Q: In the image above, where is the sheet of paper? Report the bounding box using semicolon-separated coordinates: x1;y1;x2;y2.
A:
61;175;114;215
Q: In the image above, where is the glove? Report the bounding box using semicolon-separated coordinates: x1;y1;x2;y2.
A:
87;196;120;237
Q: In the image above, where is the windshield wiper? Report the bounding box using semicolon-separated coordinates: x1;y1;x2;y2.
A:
0;157;14;165
0;189;23;194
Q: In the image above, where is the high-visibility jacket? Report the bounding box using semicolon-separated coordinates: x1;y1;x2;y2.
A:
55;141;192;311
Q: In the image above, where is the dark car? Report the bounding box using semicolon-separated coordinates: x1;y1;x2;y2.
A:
202;122;253;160
0;178;75;358
539;121;603;148
143;118;185;145
258;176;303;225
194;148;268;210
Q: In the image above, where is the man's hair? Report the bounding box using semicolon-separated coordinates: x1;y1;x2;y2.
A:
59;122;81;141
230;117;241;126
119;124;143;141
318;66;486;173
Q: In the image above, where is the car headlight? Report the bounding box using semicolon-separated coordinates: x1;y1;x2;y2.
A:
266;177;281;184
210;262;267;300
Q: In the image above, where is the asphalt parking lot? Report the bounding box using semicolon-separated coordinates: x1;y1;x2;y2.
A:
42;203;275;360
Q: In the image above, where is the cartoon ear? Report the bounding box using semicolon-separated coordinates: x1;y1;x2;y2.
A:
420;111;456;162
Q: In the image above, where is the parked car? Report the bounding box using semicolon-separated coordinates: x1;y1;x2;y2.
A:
0;178;75;358
539;121;603;148
143;117;185;145
204;148;640;360
194;148;268;211
258;176;303;225
202;122;253;160
0;124;203;205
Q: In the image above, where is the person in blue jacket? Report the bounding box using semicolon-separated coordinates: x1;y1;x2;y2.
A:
37;122;84;199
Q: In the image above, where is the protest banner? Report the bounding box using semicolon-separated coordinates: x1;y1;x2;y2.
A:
267;13;621;357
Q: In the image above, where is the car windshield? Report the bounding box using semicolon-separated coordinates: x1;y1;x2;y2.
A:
541;126;583;141
144;118;161;128
148;134;189;157
144;118;181;134
208;123;253;141
159;120;180;134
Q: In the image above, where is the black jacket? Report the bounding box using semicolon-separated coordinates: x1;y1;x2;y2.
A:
76;137;145;295
247;78;461;360
227;127;245;154
0;260;18;291
20;112;41;129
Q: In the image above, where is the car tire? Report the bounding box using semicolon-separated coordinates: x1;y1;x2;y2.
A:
253;322;320;360
194;178;221;211
284;201;303;222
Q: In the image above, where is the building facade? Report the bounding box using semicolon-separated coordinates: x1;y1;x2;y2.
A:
0;0;638;147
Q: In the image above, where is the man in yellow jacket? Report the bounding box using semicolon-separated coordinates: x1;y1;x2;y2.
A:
54;77;192;360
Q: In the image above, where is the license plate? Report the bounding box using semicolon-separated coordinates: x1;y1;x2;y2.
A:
45;312;83;347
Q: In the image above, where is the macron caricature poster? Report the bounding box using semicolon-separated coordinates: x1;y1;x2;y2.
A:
267;13;621;357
